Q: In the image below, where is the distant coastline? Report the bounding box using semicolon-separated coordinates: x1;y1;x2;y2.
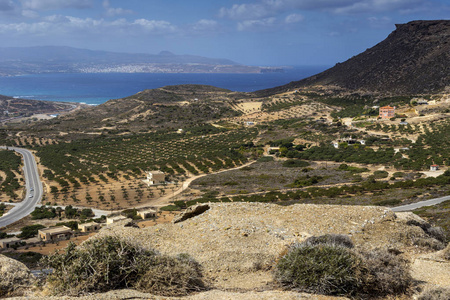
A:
0;66;328;105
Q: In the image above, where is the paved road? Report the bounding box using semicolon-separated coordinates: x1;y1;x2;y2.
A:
392;195;450;212
0;147;43;228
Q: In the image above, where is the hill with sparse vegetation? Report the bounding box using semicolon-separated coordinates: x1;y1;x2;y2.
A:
255;20;450;96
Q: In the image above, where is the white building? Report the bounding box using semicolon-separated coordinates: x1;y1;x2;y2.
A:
145;171;165;185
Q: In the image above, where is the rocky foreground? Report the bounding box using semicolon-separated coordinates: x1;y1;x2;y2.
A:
3;203;450;299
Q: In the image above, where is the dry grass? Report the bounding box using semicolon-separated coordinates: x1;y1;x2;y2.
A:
274;235;413;298
41;236;205;296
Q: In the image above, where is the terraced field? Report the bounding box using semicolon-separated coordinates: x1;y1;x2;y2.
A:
34;126;258;208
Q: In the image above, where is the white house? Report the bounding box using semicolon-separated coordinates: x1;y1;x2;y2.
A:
106;215;128;224
138;209;157;219
145;171;165;185
430;165;439;171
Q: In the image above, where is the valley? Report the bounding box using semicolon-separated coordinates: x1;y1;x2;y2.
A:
0;19;449;300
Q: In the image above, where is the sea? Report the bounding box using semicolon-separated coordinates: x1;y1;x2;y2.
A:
0;66;328;105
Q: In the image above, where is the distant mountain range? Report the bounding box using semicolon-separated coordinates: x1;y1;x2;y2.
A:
0;46;283;75
257;20;450;95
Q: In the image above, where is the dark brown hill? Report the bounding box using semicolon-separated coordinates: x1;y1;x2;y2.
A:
255;20;450;96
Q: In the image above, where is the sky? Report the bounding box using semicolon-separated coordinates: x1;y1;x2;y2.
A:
0;0;449;66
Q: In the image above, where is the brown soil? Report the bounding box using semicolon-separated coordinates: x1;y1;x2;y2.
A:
95;203;449;292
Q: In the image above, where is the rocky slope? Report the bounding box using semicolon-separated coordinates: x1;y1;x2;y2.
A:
9;202;449;299
256;20;450;96
0;254;35;297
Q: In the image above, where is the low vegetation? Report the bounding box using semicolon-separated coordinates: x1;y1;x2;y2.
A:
0;149;22;199
41;236;205;296
417;287;450;300
274;234;412;298
17;224;45;239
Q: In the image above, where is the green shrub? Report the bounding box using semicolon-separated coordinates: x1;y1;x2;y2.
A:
417;287;450;300
18;224;45;239
373;170;389;179
274;244;364;296
258;156;274;162
374;199;402;206
159;205;181;211
274;240;412;298
282;159;310;168
41;236;204;296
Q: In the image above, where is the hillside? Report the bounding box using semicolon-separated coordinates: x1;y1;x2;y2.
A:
0;46;282;75
0;95;79;123
26;84;248;139
255;20;450;96
3;203;450;299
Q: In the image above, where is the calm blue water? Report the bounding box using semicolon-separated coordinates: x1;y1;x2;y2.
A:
0;66;327;105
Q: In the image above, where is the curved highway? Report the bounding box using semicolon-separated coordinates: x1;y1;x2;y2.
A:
0;147;43;228
392;195;450;212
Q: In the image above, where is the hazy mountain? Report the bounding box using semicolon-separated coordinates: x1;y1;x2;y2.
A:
255;20;450;96
0;46;281;75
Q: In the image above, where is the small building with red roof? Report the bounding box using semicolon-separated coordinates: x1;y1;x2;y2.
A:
379;106;395;119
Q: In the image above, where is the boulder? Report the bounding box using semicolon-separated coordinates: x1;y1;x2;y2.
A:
0;254;35;297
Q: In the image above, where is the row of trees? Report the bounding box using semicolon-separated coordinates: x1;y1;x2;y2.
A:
0;150;22;199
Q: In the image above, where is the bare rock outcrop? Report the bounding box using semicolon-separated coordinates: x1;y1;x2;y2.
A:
96;203;413;290
0;254;35;297
7;202;450;299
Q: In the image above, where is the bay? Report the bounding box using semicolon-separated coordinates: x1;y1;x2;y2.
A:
0;66;328;105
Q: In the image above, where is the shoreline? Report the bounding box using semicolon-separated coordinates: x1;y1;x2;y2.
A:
0;67;329;105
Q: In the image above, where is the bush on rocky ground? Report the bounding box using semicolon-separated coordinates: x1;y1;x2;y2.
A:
441;242;450;260
274;234;413;298
274;243;363;296
135;253;205;296
303;233;354;248
417;287;450;300
359;249;412;296
41;236;205;296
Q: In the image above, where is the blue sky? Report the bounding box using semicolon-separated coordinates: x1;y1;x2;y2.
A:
0;0;449;66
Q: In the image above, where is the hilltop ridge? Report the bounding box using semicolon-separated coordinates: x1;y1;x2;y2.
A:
255;20;450;96
0;46;282;75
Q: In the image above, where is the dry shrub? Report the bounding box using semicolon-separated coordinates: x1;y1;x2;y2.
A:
441;242;450;260
360;249;412;296
274;235;413;298
417;287;450;300
414;237;445;251
303;234;354;249
41;236;204;296
135;253;204;296
398;225;445;251
426;226;446;243
274;244;364;296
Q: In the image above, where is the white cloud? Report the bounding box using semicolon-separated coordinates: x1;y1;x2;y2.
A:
285;13;304;24
20;0;93;11
0;16;177;36
21;9;38;18
102;0;132;17
219;3;270;20
237;17;276;31
191;19;219;31
220;0;430;18
133;19;176;33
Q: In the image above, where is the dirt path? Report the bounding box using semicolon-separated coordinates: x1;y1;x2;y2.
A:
136;160;257;208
